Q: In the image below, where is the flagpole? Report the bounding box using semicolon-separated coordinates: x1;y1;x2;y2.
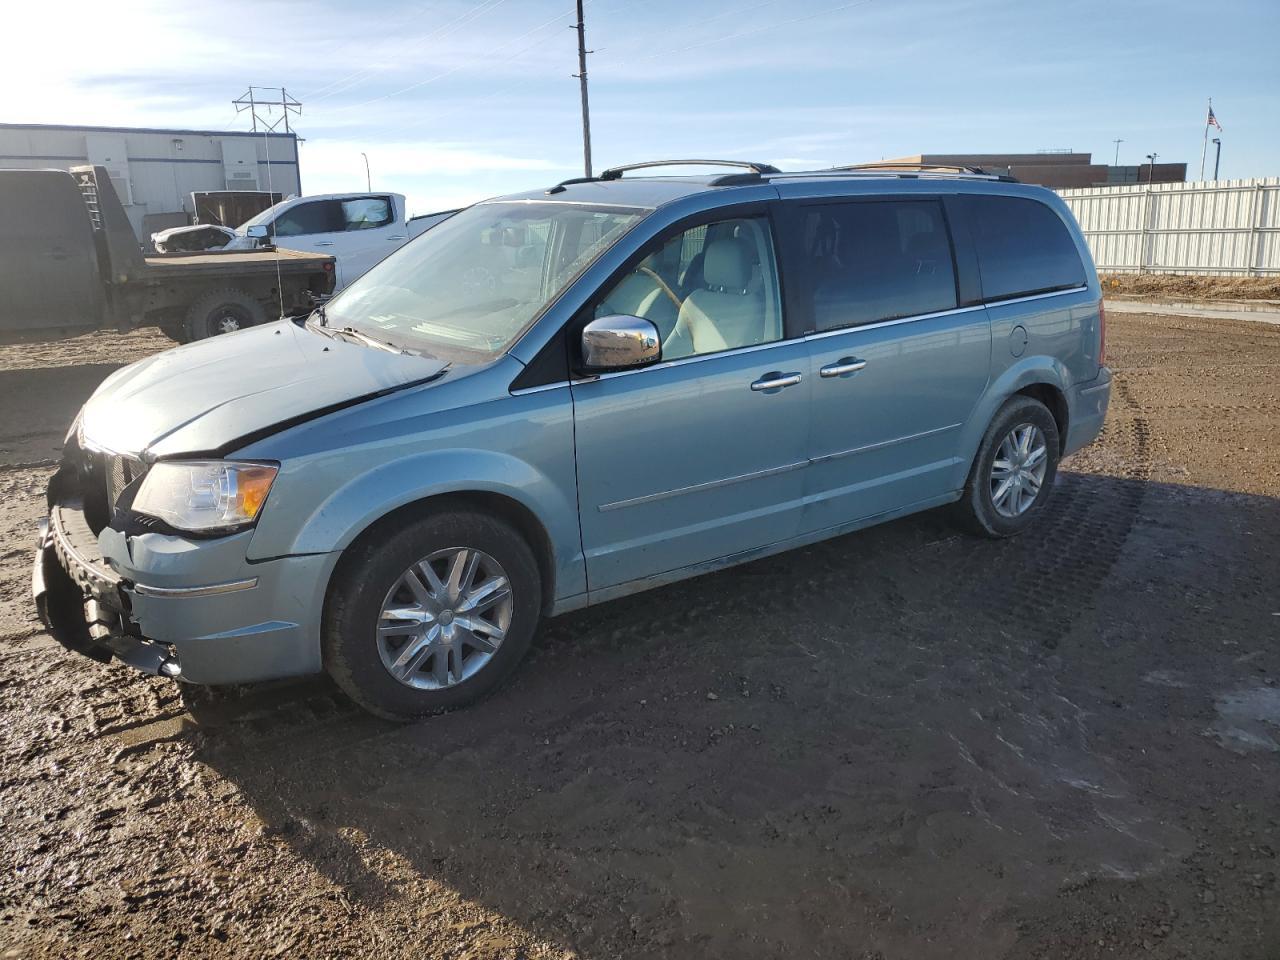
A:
1200;97;1211;181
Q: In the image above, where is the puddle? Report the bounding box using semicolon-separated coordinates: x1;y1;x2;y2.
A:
1209;686;1280;754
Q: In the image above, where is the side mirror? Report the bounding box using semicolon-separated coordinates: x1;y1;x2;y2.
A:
245;224;270;239
580;315;661;373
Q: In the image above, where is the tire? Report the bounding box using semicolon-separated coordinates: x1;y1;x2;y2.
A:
956;395;1061;538
322;508;542;720
183;288;267;341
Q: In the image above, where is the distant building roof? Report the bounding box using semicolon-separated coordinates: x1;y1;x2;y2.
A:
882;152;1186;189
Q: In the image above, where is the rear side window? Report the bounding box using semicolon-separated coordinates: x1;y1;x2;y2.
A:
341;197;394;230
967;196;1085;301
795;200;958;331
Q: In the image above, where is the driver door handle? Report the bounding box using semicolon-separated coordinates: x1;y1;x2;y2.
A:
751;371;803;392
314;241;336;247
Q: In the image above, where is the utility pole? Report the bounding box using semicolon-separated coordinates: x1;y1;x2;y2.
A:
1112;139;1124;166
361;152;371;191
232;86;302;133
573;0;593;178
1212;138;1222;180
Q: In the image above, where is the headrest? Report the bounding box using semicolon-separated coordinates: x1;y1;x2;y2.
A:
702;239;751;292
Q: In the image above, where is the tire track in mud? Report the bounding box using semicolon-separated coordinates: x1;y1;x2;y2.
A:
940;374;1154;649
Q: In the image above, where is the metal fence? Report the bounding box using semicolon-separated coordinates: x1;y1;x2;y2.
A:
1058;178;1280;276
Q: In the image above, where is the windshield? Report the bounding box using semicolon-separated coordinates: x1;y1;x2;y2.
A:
236;202;285;234
319;200;649;357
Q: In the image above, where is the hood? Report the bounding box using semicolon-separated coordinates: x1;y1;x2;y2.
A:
81;321;448;459
151;223;236;242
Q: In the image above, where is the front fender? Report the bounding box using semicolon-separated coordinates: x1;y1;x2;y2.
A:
248;447;585;601
949;355;1072;490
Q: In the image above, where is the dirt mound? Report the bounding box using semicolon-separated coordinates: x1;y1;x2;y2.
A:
1101;273;1280;302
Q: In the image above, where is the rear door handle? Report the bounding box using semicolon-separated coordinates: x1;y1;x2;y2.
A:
314;241;336;247
750;371;803;392
819;357;867;378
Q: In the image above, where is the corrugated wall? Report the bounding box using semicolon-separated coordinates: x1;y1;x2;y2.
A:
1058;178;1280;275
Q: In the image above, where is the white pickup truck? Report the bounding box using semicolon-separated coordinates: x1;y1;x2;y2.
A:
152;193;456;290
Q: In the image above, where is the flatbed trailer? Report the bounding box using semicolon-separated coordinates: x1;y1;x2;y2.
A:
0;165;335;344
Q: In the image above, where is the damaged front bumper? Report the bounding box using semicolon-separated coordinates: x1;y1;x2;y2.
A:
31;475;332;685
32;505;180;677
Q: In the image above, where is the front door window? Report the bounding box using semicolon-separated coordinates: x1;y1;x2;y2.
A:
594;216;783;360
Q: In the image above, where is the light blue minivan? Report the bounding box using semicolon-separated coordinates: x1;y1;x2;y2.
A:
34;160;1111;718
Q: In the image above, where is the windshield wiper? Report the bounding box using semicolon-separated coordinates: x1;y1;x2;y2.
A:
332;326;411;354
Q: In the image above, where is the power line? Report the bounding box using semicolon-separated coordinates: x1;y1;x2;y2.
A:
326;4;578;115
298;0;447;99
304;0;513;105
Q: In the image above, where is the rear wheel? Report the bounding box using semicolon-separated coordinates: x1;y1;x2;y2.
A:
322;508;542;720
957;395;1060;538
183;288;267;341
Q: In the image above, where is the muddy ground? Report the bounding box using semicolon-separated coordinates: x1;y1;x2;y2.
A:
1;314;1278;959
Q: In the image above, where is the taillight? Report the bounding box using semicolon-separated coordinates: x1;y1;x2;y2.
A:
1097;300;1107;366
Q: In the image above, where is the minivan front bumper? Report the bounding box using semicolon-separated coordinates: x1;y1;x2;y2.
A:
1063;366;1112;457
32;493;331;685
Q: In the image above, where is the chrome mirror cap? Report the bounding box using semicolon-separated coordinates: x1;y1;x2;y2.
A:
245;224;270;239
580;315;661;372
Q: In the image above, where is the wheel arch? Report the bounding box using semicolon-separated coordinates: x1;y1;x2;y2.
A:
954;358;1073;489
329;490;559;616
1013;382;1069;453
260;448;580;618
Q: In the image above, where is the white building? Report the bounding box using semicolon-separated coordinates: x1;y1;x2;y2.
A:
0;122;301;242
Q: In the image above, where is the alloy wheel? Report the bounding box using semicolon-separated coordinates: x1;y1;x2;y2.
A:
990;423;1048;518
375;547;513;690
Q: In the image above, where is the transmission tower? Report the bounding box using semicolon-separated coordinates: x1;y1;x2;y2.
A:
232;87;302;133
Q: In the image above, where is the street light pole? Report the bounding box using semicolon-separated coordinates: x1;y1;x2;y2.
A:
1212;138;1222;180
1112;138;1124;166
361;152;371;191
1145;153;1158;184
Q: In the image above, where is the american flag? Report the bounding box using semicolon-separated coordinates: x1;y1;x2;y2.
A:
1207;105;1223;131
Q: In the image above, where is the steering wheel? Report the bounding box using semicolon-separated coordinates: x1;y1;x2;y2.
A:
638;266;684;313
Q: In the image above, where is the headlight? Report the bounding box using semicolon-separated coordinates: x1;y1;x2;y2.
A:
132;460;279;533
67;408;84;447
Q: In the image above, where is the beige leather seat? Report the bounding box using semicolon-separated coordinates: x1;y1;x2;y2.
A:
596;269;678;339
665;237;773;359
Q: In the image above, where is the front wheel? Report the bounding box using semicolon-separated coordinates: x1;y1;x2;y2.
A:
956;395;1061;538
322;508;542;719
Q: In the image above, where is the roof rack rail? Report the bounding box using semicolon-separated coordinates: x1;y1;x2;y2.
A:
822;161;1019;182
599;159;781;180
831;161;988;175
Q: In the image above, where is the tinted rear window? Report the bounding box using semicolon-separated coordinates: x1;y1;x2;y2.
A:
796;199;958;331
967;196;1085;301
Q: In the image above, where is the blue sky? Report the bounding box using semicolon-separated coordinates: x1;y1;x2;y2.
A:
8;0;1278;214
